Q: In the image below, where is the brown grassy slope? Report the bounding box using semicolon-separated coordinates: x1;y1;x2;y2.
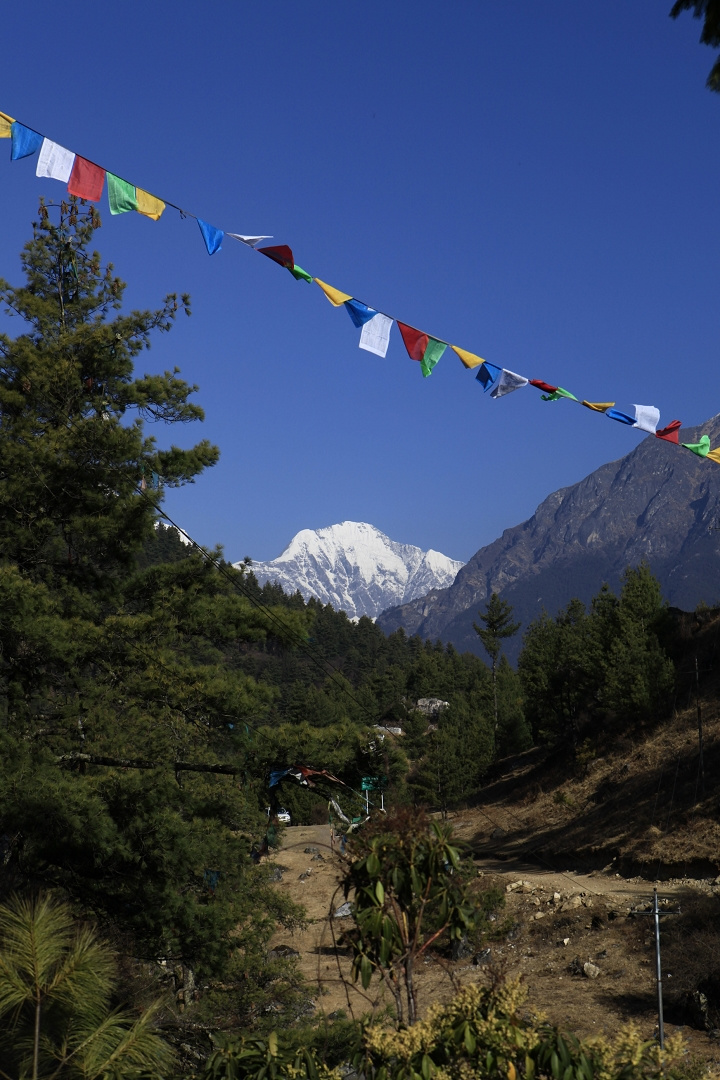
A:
459;607;720;879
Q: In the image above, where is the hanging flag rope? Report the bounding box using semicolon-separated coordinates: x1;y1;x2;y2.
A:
4;106;719;466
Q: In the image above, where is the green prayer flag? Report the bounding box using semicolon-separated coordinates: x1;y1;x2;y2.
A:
289;264;313;283
421;338;447;378
682;434;711;457
107;173;137;215
541;387;578;402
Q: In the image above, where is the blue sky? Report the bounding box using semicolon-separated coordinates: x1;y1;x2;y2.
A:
1;1;719;564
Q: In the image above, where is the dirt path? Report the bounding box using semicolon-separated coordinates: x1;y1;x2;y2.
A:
266;820;720;1068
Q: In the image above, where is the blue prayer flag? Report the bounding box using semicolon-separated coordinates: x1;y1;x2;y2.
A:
606;408;635;426
11;123;43;161
197;218;223;255
475;363;501;392
344;299;378;328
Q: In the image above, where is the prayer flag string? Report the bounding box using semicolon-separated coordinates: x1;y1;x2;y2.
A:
4;107;719;465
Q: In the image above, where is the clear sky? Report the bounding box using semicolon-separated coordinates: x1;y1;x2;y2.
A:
1;1;719;564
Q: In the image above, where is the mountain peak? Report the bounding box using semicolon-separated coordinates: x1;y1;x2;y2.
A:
241;522;464;619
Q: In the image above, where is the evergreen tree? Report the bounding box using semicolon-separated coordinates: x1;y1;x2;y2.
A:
0;893;173;1079
473;593;520;737
0;202;305;987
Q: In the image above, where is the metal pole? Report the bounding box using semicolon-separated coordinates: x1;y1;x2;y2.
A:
653;888;665;1050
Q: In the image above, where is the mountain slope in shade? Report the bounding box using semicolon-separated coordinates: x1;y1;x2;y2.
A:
376;416;720;661
242;521;464;619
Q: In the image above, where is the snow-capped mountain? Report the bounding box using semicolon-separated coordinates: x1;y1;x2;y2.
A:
241;522;464;619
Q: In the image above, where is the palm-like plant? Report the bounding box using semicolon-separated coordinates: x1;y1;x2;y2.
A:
0;893;173;1080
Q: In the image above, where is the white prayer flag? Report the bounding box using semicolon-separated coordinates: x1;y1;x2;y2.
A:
359;313;392;358
227;233;273;248
491;368;529;398
36;139;75;182
632;404;660;434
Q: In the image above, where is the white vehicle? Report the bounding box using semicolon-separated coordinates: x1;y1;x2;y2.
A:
276;808;291;824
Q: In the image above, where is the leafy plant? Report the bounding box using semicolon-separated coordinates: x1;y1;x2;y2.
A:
340;809;487;1025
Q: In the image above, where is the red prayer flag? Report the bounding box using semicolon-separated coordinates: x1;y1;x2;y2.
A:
67;156;105;201
529;380;558;394
397;322;429;362
655;419;682;443
258;244;294;269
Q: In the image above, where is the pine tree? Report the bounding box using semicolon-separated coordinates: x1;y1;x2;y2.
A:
0;893;173;1080
0;197;217;595
473;593;520;738
0;202;306;986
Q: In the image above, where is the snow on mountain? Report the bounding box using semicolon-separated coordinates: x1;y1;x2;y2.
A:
241;521;464;619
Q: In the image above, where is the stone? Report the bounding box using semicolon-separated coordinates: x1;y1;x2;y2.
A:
267;867;284;882
333;901;353;918
304;846;320;854
311;853;325;861
583;962;601;979
299;870;312;881
268;945;300;959
473;947;492;966
451;934;474;960
506;880;523;893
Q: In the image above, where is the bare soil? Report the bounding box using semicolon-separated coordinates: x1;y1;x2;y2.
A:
268;822;720;1069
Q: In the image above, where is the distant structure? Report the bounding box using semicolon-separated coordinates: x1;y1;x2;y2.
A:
415;698;450;717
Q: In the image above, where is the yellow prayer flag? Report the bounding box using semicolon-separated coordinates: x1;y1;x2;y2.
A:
581;401;615;413
451;345;485;369
707;448;720;464
136;188;165;221
0;110;15;138
314;279;352;306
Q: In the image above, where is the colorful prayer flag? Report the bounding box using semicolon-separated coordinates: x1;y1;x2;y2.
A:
606;408;636;425
420;339;446;377
197;218;223;255
227;233;272;247
530;380;557;394
107;173;137;215
359;313;392;357
397;323;428;361
682;435;711;457
36;139;75;182
136;188;165;221
632;404;660;435
542;387;578;402
491;369;528;398
345;299;378;328
289;264;313;282
314;279;352;306
258;244;294;269
476;363;502;392
582;401;615;413
655;420;682;444
451;346;485;369
0;111;14;139
11;122;43;161
397;322;446;376
68;156;105;201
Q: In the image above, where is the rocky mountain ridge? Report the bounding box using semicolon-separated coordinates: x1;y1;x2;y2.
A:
377;416;720;659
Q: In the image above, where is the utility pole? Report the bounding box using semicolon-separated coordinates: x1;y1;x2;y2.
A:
636;890;679;1050
653;889;665;1050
